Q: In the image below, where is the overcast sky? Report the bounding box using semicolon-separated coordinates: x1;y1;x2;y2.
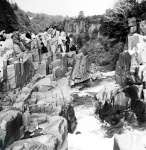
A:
14;0;115;17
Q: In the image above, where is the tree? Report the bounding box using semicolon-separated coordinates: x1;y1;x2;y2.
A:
0;0;18;32
78;11;84;19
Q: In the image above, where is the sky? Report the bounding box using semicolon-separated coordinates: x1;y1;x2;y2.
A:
14;0;115;17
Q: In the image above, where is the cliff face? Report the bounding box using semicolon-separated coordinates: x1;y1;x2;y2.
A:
63;18;101;35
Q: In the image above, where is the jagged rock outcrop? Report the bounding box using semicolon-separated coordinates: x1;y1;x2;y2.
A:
7;116;67;150
69;53;91;86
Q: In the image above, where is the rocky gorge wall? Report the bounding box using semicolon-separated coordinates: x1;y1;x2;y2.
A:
62;19;101;35
0;38;78;149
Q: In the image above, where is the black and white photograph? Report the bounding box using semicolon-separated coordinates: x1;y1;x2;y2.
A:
0;0;146;149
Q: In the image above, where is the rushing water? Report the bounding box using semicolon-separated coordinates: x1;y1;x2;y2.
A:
68;105;114;150
68;72;118;150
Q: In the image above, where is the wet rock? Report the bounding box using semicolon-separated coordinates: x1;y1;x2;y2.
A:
6;134;57;150
106;117;125;138
72;93;93;107
59;104;77;133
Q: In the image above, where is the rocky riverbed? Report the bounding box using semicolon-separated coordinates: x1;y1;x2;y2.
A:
68;71;146;150
68;72;115;150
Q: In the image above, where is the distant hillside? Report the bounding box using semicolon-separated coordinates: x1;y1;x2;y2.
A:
11;3;31;33
0;0;65;33
27;12;64;33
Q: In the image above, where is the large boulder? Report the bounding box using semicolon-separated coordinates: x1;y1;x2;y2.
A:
50;59;62;70
52;66;63;79
29;103;62;116
0;110;22;149
113;131;146;150
16;87;32;103
39;116;68;150
6;134;57;150
36;77;55;92
30;77;77;133
69;53;91;86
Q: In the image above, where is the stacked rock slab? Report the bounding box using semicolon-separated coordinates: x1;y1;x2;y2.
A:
6;116;67;150
0;53;35;92
0;34;77;150
67;51;76;73
30;76;77;133
3;74;76;149
112;33;146;149
116;33;146;98
49;52;68;79
0;110;22;149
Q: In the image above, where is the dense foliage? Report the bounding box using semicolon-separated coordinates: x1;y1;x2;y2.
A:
27;12;64;33
0;0;18;32
0;0;65;33
1;0;146;69
70;0;146;69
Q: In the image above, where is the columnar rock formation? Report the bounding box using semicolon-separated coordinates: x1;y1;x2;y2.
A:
0;32;78;149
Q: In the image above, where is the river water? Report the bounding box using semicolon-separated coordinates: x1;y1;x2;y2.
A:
68;75;116;150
